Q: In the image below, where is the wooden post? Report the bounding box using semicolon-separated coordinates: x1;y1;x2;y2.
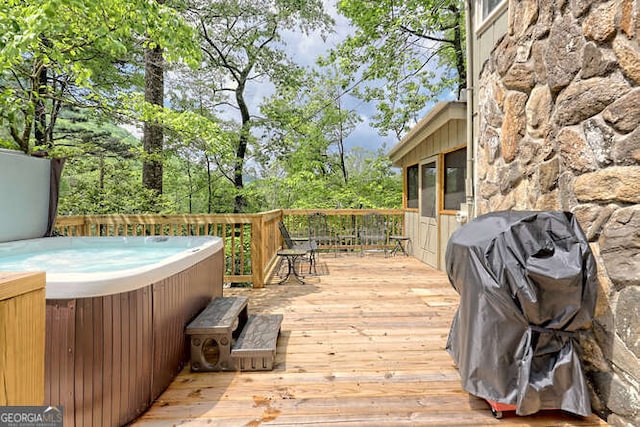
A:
83;215;91;236
0;272;46;405
251;215;265;288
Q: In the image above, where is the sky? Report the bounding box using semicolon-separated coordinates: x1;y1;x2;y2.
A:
126;1;441;155
249;1;401;154
271;1;451;154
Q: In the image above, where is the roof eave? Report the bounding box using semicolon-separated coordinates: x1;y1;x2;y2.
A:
388;101;467;166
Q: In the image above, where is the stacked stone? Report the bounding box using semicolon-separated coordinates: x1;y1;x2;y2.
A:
476;0;640;425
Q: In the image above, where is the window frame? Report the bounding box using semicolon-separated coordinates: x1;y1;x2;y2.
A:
420;160;438;219
476;0;508;34
439;145;467;215
405;164;419;211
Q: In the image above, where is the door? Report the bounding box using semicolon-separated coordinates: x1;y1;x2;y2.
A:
419;158;438;268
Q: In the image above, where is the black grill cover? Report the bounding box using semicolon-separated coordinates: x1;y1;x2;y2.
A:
445;211;597;416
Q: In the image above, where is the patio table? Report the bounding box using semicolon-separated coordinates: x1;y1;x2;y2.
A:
276;248;309;285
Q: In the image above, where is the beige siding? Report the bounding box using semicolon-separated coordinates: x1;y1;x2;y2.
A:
389;101;468;271
438;214;460;271
404;211;420;257
396;118;467;270
472;8;509;114
398;119;467;168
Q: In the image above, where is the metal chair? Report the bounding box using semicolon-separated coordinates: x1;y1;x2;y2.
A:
308;212;337;256
359;213;388;256
278;221;317;274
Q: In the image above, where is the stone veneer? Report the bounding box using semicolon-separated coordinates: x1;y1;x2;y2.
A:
477;0;640;425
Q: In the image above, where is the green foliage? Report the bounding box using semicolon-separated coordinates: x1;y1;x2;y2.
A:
53;106;237;214
2;0;408;215
52;109;169;214
163;151;237;213
173;0;334;212
59;156;174;214
0;0;200;153
329;0;466;138
248;146;401;210
254;64;403;210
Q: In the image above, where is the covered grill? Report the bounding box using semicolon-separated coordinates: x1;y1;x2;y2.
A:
445;210;597;416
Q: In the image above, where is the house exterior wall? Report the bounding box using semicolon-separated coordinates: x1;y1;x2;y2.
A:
474;0;640;424
396;119;466;165
392;115;466;270
472;2;509;114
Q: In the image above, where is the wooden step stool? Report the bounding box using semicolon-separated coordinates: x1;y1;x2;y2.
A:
186;296;248;372
231;314;283;371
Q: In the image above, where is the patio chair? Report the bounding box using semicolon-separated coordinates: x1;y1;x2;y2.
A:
359;213;389;256
278;221;317;274
308;212;337;256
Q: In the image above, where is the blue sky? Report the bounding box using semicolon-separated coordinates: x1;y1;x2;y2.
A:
148;1;447;155
261;2;401;153
122;2;453;156
272;1;452;154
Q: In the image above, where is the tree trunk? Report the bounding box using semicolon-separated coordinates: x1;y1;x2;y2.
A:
206;154;213;214
233;83;250;213
337;100;349;185
451;5;466;100
142;44;164;204
34;62;48;148
186;160;193;213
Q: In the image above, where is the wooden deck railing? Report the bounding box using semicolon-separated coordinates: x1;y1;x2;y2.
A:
54;209;404;288
283;209;405;250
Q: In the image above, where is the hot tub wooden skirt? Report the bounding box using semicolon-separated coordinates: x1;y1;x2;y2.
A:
43;251;223;427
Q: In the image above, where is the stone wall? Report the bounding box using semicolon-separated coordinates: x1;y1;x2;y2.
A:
476;0;640;425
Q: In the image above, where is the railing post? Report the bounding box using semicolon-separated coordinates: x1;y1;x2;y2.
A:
251;214;265;288
83;215;90;236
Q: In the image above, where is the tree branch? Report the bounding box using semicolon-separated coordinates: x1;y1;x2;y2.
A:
398;25;453;44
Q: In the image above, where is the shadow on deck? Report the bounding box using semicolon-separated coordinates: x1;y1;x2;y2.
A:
132;253;608;426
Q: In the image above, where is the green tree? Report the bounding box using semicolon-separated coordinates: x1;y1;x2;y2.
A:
330;0;466;138
259;65;360;188
178;0;333;213
54;110;173;214
0;0;198;154
248;146;401;210
163;151;235;214
142;13;166;202
255;64;403;210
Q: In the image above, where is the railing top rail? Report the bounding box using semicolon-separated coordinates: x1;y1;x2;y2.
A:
283;208;403;216
56;211;285;225
56;210;400;224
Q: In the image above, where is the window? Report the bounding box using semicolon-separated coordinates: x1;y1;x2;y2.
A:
482;0;505;19
443;148;466;211
421;162;437;218
406;165;418;209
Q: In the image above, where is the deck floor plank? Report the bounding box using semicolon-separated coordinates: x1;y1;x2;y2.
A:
132;254;608;426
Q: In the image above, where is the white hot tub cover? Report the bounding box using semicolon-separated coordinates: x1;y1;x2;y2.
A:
445;210;597;417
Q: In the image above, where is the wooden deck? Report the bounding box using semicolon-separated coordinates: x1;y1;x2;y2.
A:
133;254;608;426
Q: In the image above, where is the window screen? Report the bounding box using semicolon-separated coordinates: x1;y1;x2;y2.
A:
406;165;418;209
421;162;437;218
443;148;466;211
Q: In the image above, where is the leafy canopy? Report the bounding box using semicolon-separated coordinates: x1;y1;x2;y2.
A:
0;0;201;152
328;0;466;138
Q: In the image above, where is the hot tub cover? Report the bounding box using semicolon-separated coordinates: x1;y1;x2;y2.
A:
445;211;597;416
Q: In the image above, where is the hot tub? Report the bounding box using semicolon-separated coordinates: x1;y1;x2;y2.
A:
0;236;224;426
